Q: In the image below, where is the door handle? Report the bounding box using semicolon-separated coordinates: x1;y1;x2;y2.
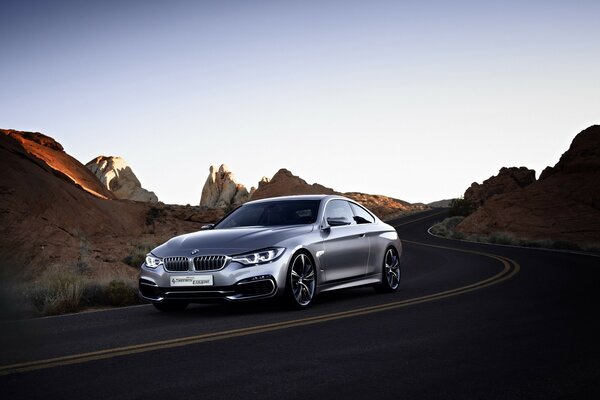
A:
358;233;366;238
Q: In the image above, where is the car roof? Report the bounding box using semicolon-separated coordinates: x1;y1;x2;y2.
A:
244;194;349;205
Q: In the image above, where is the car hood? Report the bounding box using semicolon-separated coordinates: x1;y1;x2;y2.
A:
151;224;315;257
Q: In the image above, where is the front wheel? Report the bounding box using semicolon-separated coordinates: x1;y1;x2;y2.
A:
285;252;316;309
375;247;401;293
153;300;188;312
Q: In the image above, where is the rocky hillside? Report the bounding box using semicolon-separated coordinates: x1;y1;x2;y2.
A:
1;129;115;199
456;125;600;245
427;199;453;208
0;130;219;279
464;167;536;207
86;156;158;203
251;168;426;219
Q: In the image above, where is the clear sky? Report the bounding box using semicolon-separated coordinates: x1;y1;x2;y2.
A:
1;0;599;205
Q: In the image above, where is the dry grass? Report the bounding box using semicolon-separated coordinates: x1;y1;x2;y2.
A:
4;238;163;318
25;264;85;315
430;217;599;254
22;263;140;317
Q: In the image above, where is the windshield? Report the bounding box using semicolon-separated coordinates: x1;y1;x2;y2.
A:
215;200;321;228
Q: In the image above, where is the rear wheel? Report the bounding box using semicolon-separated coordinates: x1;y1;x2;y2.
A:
375;247;400;293
153;300;188;312
285;252;316;309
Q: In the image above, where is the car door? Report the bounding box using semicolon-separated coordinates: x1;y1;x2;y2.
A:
349;202;379;275
320;199;370;282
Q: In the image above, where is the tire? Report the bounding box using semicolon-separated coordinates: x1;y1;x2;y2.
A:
285;252;317;309
153;300;189;312
374;247;401;293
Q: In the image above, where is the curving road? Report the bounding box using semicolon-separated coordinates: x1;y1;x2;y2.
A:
1;210;598;399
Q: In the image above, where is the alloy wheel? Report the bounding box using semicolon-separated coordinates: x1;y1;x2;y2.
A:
384;248;400;290
290;253;316;306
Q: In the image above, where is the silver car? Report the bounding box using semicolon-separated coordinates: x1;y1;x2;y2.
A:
139;195;402;311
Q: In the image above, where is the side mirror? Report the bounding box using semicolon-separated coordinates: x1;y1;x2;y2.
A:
201;224;215;230
326;217;352;227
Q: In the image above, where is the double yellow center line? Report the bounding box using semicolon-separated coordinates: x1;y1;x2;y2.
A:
0;213;520;376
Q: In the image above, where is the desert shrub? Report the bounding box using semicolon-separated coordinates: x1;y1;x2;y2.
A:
449;198;477;217
73;231;91;273
105;280;138;306
79;279;140;308
123;241;157;268
444;216;465;230
23;263;143;316
466;234;486;243
145;206;165;226
582;244;600;254
26;265;85;315
488;232;520;245
430;223;448;236
430;216;465;238
430;220;596;255
450;230;466;240
80;282;109;306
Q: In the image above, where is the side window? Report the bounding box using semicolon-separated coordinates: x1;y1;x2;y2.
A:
350;203;375;224
324;200;356;226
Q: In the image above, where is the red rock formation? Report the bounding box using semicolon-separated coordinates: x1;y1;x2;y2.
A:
0;130;219;278
464;167;536;206
250;168;425;220
456;125;600;245
1;129;116;199
250;169;336;200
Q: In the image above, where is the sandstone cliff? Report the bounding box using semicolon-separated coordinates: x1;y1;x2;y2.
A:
456;125;600;245
86;156;158;203
200;164;253;208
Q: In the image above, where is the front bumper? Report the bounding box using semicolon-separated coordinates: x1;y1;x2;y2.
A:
139;254;290;303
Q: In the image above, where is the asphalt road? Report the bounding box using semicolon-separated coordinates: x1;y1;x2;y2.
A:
1;209;599;399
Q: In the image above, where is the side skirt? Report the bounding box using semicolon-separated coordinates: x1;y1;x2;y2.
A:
317;273;381;294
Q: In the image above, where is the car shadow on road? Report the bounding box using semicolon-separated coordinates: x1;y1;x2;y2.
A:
148;286;398;319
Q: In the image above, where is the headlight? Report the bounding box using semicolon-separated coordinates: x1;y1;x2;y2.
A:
232;248;285;266
145;254;163;269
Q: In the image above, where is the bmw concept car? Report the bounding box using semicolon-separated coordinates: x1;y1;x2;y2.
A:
139;195;402;311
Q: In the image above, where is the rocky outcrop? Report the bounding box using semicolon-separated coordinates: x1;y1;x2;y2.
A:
251;168;426;219
1;129;115;199
464;167;536;206
0;130;224;279
0;131;145;275
200;164;252;208
456;125;600;245
86;156;158;203
251;168;336;200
